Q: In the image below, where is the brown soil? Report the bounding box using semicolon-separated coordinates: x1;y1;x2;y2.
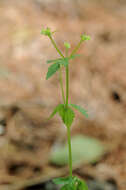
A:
0;0;126;189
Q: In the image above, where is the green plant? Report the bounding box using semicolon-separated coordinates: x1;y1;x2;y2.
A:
41;27;90;190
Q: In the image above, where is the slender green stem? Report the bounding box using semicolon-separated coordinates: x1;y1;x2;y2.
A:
59;67;66;104
49;36;65;104
65;48;69;107
65;48;72;177
70;39;82;57
65;65;69;107
67;126;72;177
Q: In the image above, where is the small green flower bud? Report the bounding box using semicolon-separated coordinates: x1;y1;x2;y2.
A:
81;34;91;41
64;42;71;49
41;27;52;37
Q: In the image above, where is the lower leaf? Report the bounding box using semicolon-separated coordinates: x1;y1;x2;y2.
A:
58;105;75;127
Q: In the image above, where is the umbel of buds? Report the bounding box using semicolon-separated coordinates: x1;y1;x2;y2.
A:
81;34;91;41
41;27;90;42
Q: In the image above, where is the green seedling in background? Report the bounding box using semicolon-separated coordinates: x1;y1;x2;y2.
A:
41;27;90;190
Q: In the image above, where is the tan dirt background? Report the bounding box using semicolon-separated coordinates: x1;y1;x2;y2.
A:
0;0;126;189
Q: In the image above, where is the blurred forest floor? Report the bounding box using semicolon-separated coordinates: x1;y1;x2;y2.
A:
0;0;126;189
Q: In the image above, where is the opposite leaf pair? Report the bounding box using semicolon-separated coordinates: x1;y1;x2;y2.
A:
46;54;80;80
53;176;88;190
48;103;88;128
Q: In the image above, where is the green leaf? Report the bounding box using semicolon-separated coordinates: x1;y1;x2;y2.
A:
71;176;88;190
53;176;75;190
63;107;75;127
55;58;69;67
53;176;88;190
59;58;69;67
61;185;68;190
53;177;71;185
47;104;63;120
69;54;81;60
61;184;73;190
69;104;88;118
58;106;75;127
47;56;78;66
77;179;89;190
46;62;60;80
47;58;62;64
47;104;75;127
47;58;69;67
58;104;65;119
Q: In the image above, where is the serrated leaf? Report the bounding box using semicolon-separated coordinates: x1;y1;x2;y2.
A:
58;106;75;127
69;104;88;118
46;62;60;80
47;104;63;120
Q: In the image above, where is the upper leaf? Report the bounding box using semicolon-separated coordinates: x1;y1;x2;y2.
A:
59;58;69;67
46;62;60;80
47;58;69;67
47;58;62;64
69;104;88;118
46;55;80;68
